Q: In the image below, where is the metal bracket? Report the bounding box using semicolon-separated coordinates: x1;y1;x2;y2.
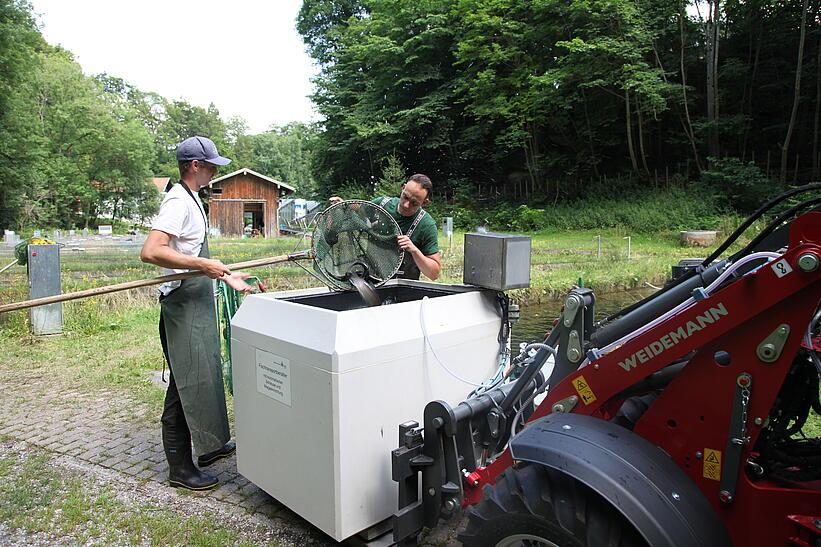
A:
551;395;579;414
756;324;790;363
567;330;582;363
719;373;752;504
562;294;581;327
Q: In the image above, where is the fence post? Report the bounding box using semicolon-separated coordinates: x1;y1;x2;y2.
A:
623;236;631;260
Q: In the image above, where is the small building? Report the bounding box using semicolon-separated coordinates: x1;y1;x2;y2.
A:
151;177;171;194
208;168;295;237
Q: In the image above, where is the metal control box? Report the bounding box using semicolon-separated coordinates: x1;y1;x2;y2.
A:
463;232;531;290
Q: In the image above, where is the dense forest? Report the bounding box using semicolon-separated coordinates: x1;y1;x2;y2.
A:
0;0;818;232
297;0;819;208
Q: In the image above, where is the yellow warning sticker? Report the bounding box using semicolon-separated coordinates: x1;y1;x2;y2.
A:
703;448;722;481
572;375;597;405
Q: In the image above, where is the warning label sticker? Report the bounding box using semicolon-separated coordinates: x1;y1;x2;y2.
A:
703;448;722;481
256;349;292;407
571;375;597;405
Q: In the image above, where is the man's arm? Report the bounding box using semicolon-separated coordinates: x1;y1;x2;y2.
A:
397;235;441;280
140;230;252;291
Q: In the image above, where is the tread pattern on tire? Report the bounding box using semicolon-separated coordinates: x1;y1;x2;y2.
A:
458;463;648;547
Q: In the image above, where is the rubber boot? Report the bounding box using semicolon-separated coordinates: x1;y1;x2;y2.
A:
162;403;218;491
198;440;236;467
165;443;219;491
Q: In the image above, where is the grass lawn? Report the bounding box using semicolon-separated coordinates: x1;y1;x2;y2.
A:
0;228;817;467
0;442;274;546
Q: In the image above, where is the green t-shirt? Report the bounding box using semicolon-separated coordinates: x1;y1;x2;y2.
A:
373;197;439;256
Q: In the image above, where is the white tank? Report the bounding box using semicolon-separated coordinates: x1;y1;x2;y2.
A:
230;279;502;541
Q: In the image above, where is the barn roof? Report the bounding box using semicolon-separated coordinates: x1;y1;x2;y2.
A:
209;168;296;194
152;177;171;193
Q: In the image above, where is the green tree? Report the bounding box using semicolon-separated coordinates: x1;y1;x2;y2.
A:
242;123;318;194
0;0;45;230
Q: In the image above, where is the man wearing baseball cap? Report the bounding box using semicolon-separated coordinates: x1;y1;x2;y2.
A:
141;136;250;490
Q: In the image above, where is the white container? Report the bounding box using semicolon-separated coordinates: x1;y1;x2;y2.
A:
230;280;501;541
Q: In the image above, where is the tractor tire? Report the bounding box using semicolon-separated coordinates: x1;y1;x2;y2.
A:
458;463;648;547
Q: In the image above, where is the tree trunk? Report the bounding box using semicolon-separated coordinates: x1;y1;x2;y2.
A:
712;0;720;154
522;122;538;201
781;0;810;183
705;0;721;160
625;91;640;174
741;23;763;161
580;88;601;178
637;97;651;178
678;3;703;172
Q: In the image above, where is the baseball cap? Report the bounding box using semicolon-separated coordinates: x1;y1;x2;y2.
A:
176;136;231;166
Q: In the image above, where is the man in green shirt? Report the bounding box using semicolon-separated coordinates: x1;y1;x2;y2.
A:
373;174;441;280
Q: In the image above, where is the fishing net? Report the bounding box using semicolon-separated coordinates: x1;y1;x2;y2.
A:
311;200;403;290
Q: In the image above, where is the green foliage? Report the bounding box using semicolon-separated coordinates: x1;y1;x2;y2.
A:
299;0;818;212
235;123;319;194
0;0;46;230
432;187;727;234
374;153;406;197
0;2;317;231
700;157;780;213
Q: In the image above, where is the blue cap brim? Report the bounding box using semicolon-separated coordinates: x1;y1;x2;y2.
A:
207;155;232;166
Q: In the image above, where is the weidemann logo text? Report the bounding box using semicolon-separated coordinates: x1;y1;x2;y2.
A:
618;303;729;371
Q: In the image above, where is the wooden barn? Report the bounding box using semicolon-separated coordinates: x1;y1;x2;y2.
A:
207;168;295;237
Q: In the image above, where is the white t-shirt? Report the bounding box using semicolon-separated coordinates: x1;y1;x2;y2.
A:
151;182;208;295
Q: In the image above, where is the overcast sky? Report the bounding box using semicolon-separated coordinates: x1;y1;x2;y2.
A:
29;0;319;134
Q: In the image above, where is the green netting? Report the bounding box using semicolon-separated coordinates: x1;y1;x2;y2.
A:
311;200;403;290
218;276;260;395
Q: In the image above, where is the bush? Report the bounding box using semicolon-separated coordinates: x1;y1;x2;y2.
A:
700;157;780;213
431;186;728;233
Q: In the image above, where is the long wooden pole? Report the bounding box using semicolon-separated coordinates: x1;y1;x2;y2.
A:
0;251;311;314
0;259;18;275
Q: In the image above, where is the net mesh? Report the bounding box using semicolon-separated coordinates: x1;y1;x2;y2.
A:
311;200;403;290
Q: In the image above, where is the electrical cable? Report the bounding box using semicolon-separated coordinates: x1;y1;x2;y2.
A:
511;375;551;437
419;296;485;387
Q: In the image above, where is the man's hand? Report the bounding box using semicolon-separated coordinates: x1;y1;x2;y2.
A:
396;235;442;280
397;235;419;255
199;258;232;279
222;271;254;293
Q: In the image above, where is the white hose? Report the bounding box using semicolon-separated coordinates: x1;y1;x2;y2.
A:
597;252;781;357
419;296;485;387
804;307;821;376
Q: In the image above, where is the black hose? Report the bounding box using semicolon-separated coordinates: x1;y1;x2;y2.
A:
500;328;560;413
602;183;821;324
728;196;821;262
701;182;821;267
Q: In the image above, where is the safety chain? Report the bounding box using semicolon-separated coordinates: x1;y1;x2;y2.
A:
733;374;753;446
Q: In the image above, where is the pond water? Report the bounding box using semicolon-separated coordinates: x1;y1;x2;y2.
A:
510;287;658;349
